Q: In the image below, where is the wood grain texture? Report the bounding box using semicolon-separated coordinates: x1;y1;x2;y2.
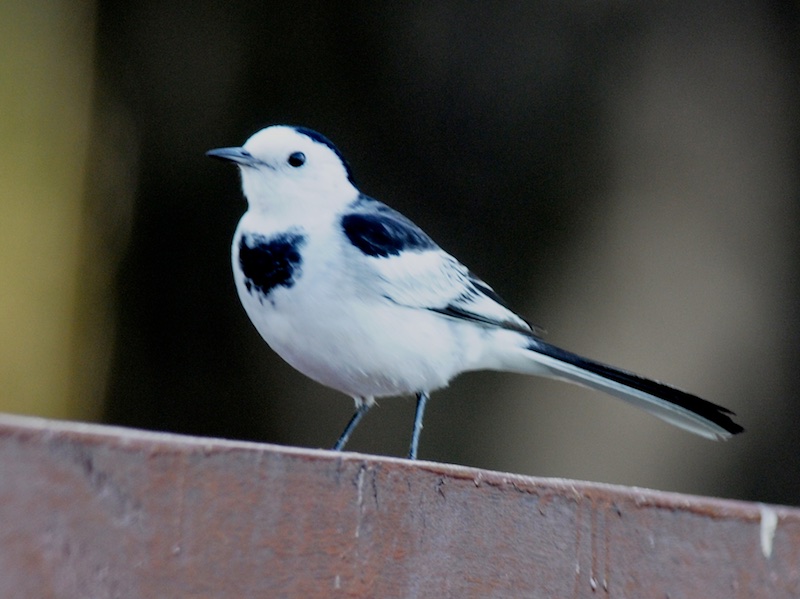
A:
0;413;796;598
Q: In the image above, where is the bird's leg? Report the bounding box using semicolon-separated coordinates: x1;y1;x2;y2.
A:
407;391;430;460
332;399;371;451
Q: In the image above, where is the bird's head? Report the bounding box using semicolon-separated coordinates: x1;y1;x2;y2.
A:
207;125;358;213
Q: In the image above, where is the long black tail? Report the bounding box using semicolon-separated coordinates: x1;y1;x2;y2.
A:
524;338;743;440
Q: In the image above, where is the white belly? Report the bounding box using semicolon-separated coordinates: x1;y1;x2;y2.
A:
236;275;480;398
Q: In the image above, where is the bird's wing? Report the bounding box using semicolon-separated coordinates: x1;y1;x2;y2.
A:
340;197;533;335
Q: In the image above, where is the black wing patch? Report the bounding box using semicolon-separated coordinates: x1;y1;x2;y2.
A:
238;231;307;300
342;207;436;258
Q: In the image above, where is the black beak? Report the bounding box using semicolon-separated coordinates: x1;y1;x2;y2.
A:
205;147;258;166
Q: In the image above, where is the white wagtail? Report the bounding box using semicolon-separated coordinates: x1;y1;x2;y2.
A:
207;125;743;459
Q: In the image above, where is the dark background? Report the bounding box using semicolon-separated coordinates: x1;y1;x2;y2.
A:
15;2;800;504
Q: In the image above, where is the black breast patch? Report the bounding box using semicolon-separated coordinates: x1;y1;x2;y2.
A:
341;209;435;258
238;231;307;300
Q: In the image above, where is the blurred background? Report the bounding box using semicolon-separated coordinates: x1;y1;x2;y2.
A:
2;1;798;504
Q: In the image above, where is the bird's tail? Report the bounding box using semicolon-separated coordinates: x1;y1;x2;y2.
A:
506;336;743;440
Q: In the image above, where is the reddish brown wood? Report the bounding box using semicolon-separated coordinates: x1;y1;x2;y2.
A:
0;413;797;598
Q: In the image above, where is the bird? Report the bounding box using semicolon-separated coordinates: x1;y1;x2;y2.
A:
207;125;743;460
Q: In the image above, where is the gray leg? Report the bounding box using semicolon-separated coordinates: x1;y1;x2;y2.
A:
332;401;371;451
408;391;430;460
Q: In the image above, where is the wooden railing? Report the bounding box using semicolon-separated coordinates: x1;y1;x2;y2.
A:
0;413;797;598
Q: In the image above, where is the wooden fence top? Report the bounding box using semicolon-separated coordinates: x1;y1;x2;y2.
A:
0;413;797;597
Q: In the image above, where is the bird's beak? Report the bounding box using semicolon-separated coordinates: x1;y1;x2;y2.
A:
206;146;259;166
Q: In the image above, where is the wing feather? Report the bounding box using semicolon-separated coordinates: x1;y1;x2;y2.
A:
341;197;532;334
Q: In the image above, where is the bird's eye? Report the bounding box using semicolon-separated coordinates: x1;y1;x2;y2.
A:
288;152;306;167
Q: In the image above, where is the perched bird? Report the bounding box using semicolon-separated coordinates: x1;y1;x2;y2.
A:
207;125;743;459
